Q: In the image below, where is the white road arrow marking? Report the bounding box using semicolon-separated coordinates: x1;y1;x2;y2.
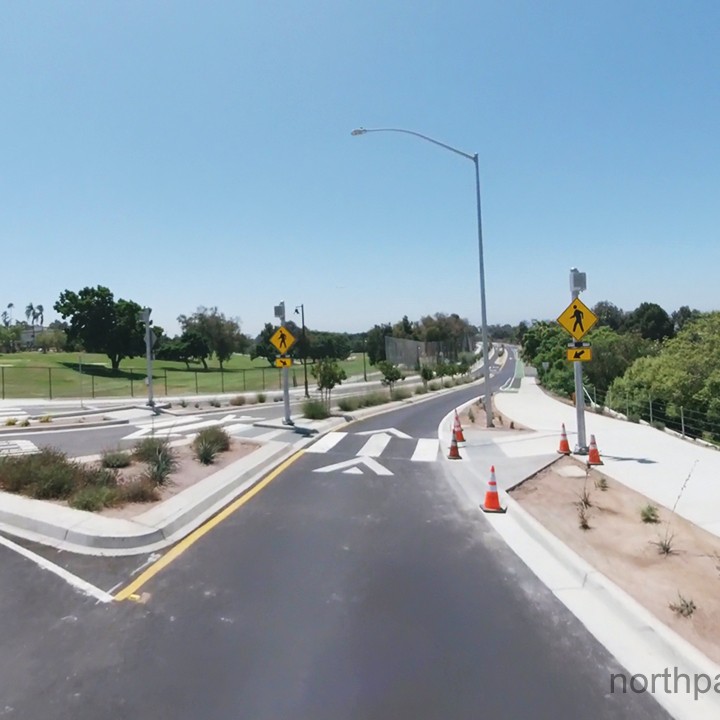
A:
313;457;393;476
357;433;391;457
356;427;411;439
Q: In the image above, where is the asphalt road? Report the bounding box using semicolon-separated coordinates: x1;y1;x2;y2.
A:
0;352;668;718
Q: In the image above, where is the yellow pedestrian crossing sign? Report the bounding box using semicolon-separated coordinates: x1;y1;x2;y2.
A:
270;326;296;353
557;297;597;341
275;357;293;368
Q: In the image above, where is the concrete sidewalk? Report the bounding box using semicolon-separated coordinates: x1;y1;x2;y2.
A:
492;376;720;538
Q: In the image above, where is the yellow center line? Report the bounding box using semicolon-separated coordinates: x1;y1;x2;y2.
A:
114;449;305;601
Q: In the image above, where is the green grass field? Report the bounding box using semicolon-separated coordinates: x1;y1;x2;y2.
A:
0;351;372;400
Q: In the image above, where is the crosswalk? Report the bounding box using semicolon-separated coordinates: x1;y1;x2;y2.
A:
121;413;293;445
0;439;39;456
0;407;29;425
306;431;439;463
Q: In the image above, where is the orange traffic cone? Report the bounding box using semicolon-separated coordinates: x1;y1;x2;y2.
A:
587;435;603;465
448;434;462;459
481;466;506;514
453;409;466;445
557;423;571;455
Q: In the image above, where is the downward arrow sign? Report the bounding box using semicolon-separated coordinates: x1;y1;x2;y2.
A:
574;350;585;359
313;457;393;476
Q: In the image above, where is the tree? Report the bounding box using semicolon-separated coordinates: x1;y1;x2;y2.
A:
671;306;702;334
178;306;249;370
365;323;392;365
311;358;347;408
54;286;145;371
592;301;625;331
1;311;8;328
377;360;403;391
624;302;674;342
156;330;211;369
251;323;281;366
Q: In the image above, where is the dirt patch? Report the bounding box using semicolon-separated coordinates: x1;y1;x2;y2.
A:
79;439;260;519
511;455;720;664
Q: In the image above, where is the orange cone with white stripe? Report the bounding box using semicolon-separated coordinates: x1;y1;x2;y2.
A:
448;434;462;459
587;434;603;466
481;466;506;514
453;409;466;445
557;424;571;455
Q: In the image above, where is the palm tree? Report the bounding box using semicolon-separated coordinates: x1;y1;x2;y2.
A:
25;303;39;346
1;311;8;328
36;304;44;328
7;303;13;324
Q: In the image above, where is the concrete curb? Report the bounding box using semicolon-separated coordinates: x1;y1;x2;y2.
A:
0;418;130;434
0;441;299;556
488;495;720;720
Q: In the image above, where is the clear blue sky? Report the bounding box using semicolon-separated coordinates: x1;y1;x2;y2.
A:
2;1;718;338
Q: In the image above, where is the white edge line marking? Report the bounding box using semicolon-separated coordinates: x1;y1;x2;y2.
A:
0;534;114;603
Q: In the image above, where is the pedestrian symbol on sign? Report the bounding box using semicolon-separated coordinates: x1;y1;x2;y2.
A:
571;304;584;334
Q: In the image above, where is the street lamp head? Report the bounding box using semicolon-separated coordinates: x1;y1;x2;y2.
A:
351;128;367;136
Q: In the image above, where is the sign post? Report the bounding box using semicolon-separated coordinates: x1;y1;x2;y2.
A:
139;307;157;411
556;269;598;454
272;302;295;425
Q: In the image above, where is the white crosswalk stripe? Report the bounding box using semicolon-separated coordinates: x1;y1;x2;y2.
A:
0;439;39;456
411;438;439;462
307;431;439;462
357;433;391;457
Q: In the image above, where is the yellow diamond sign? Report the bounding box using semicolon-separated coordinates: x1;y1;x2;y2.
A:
270;326;296;353
557;297;598;341
274;357;293;368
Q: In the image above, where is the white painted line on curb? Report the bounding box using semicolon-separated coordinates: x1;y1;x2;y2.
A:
252;429;286;443
411;438;439;462
0;535;114;604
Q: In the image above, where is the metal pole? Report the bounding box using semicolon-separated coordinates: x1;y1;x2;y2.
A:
649;394;653;425
681;406;685;437
145;315;154;408
301;305;309;399
1;366;4;400
79;354;84;409
276;302;292;425
48;367;53;400
363;336;367;381
473;155;493;427
571;283;588;453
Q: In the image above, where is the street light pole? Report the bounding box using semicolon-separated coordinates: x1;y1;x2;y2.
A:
351;126;494;426
294;304;309;398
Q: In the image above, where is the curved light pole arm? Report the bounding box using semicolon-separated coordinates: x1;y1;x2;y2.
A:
352;127;474;161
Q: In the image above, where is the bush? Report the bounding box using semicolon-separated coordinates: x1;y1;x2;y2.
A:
414;385;428;395
39;415;52;423
193;426;230;453
359;392;390;407
627;413;641;424
428;381;441;391
338;397;360;412
4;418;17;426
134;438;177;485
101;449;132;469
118;478;160;503
641;504;660;523
0;449;118;501
651;420;666;431
133;437;170;463
19;419;30;427
209;398;221;408
179;399;188;408
390;388;411;401
256;392;267;403
194;437;218;465
443;379;454;388
70;485;119;512
303;399;330;419
229;395;246;406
